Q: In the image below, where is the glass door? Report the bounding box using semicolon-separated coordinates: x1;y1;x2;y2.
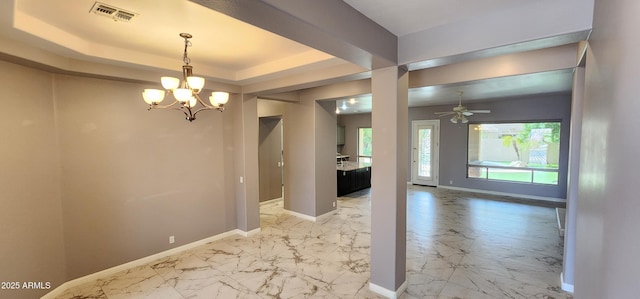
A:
411;120;439;186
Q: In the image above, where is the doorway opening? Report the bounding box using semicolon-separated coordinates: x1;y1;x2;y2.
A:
258;116;284;203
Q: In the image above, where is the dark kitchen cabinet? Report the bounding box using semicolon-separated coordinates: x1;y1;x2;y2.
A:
337;166;371;196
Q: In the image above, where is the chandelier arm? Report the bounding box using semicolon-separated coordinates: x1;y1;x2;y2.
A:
148;99;183;110
192;105;223;118
166;104;195;122
181;106;196;122
151;104;189;114
194;94;215;109
192;94;224;116
177;108;193;122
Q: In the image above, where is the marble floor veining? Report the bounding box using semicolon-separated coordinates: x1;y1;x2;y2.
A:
53;186;571;298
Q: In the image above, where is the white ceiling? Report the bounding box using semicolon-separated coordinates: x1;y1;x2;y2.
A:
3;0;339;84
342;0;521;36
1;0;577;113
335;69;574;114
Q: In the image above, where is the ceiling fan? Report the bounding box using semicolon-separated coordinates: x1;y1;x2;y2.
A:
434;91;490;123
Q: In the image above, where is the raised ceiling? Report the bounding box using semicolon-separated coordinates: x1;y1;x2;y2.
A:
2;0;344;84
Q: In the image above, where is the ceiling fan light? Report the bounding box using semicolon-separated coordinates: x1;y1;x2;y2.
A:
450;116;457;123
161;77;180;90
461;116;469;123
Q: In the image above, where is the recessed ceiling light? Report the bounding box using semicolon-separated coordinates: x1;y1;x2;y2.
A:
349;98;356;104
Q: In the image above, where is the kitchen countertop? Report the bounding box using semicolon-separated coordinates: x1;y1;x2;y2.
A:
336;161;372;171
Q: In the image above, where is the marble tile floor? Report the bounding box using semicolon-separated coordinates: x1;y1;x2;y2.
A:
54;186;571;299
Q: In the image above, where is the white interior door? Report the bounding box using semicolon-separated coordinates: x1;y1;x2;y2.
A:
411;120;440;186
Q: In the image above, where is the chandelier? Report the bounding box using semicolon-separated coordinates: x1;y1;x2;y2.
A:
142;33;229;122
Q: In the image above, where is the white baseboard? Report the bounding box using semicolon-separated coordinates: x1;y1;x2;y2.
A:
238;227;261;237
438;185;566;203
369;281;408;299
556;208;566;237
561;272;574;293
41;228;248;299
260;197;283;206
283;208;336;222
283;209;316;221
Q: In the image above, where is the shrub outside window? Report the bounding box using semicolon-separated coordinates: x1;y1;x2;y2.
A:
468;122;560;185
358;127;372;163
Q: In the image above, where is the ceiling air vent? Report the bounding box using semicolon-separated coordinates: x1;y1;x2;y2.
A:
90;2;137;23
114;11;135;22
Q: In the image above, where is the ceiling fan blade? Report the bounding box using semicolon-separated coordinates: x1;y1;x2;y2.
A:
434;111;455;116
467;110;491;113
462;111;473;116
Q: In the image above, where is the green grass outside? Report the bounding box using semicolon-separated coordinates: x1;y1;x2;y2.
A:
473;168;558;185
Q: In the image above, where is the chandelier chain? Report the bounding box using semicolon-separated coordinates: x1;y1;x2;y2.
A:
182;37;192;65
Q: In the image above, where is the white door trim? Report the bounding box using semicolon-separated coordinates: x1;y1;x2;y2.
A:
411;120;440;186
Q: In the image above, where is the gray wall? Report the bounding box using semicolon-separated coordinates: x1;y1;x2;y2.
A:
0;60;239;296
338;93;571;199
575;0;640;297
258;98;337;217
0;61;67;299
238;95;260;232
315;101;338;216
55;75;238;279
282;99;317;215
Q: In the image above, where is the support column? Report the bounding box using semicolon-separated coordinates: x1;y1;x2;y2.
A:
236;94;260;235
369;66;408;298
562;66;584;292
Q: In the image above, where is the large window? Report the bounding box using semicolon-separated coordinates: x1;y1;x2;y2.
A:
358;127;372;163
468;122;561;185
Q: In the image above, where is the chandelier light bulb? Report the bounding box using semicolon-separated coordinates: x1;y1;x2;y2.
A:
161;77;180;90
210;91;229;106
186;76;205;92
142;89;165;104
173;88;192;102
188;96;198;108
